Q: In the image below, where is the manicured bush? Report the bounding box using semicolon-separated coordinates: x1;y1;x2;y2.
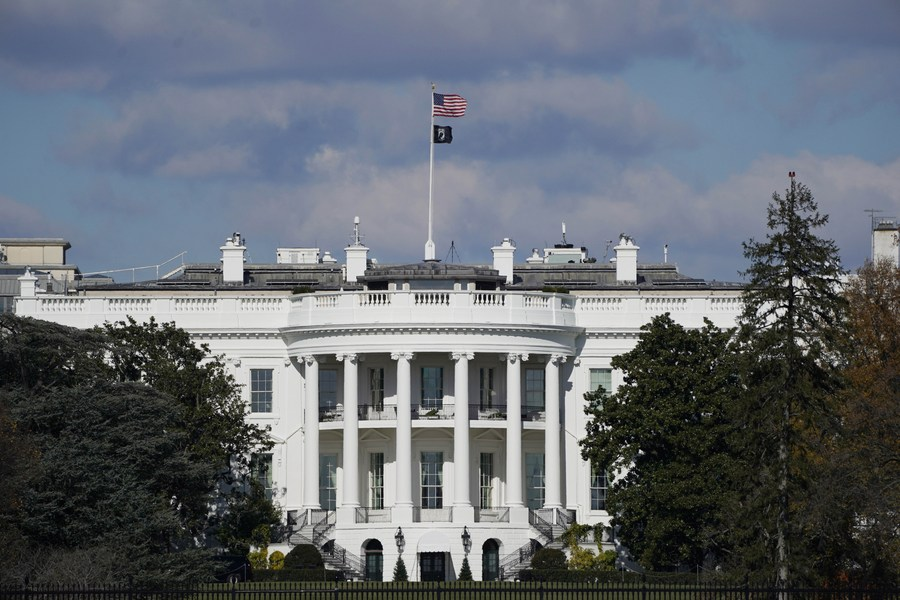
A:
458;557;472;581
283;544;324;570
393;556;408;581
268;550;285;570
531;547;567;571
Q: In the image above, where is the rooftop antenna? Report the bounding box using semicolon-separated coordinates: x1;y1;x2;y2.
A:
664;244;669;264
561;222;568;245
602;240;614;261
445;240;460;263
865;208;883;260
351;215;363;246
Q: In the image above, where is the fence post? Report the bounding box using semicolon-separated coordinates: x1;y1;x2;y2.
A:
641;574;647;600
231;578;237;600
539;579;545;600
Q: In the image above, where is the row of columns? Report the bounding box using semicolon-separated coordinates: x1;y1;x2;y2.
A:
300;352;567;512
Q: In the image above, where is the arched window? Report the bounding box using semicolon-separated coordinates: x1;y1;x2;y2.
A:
364;539;383;581
482;539;500;581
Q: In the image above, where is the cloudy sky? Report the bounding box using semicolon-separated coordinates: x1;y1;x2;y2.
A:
1;1;898;282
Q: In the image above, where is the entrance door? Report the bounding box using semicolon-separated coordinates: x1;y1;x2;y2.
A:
419;552;445;582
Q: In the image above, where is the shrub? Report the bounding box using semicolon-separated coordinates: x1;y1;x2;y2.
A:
393;556;408;581
531;547;567;571
248;547;269;570
254;568;342;582
283;544;324;570
268;550;285;570
458;557;472;581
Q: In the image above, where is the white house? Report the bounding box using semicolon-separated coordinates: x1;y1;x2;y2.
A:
15;220;744;582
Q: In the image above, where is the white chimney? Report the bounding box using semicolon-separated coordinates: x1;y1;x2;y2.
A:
873;221;899;267
491;238;516;284
220;232;246;283
614;235;639;283
18;267;38;297
345;216;370;282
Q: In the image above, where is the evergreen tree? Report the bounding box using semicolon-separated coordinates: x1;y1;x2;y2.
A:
392;556;408;581
458;556;473;581
736;175;846;586
580;314;739;570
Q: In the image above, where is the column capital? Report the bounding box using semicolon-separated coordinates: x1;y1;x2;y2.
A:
300;355;318;367
391;352;415;361
500;353;528;364
451;351;474;362
336;353;359;364
549;354;568;365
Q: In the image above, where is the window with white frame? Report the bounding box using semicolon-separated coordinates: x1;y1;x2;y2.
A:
420;451;443;509
479;452;494;508
479;368;495;409
591;462;609;511
250;368;273;413
589;368;612;394
525;452;545;509
319;454;337;510
421;367;443;410
369;452;384;509
525;368;545;411
250;452;273;500
319;369;338;411
369;368;385;411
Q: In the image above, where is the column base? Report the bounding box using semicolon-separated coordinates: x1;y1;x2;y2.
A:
452;504;475;523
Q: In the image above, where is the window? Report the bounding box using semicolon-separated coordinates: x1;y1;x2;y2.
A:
421;367;443;410
479;453;494;508
250;453;273;500
319;454;337;510
250;368;273;413
590;368;612;394
420;451;443;509
319;369;338;411
591;463;609;511
525;453;545;509
364;539;383;581
525;368;545;411
479;368;495;409
369;452;384;509
369;368;385;411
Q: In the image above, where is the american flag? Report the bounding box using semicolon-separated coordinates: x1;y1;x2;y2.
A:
433;93;467;118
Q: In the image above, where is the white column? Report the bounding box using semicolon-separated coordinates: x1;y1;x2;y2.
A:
544;354;566;509
452;352;474;521
504;353;526;508
392;352;414;522
302;355;321;510
338;353;360;509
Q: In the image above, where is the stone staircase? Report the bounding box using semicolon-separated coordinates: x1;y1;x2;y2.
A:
498;508;573;581
288;510;366;581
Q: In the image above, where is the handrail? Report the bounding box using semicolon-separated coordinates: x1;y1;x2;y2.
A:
499;538;541;579
322;539;365;577
529;509;553;542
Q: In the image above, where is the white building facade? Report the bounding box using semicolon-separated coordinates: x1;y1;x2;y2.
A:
15;227;743;582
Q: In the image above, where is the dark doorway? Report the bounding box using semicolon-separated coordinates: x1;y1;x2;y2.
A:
482;539;500;581
419;552;445;582
364;539;383;581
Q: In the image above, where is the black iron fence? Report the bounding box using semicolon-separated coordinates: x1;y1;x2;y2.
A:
2;582;896;600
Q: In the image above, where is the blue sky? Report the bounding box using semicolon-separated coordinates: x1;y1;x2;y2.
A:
1;0;898;282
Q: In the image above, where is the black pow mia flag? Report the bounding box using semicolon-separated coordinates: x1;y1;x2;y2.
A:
433;125;453;144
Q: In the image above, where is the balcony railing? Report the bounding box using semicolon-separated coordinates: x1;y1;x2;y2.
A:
355;507;391;523
476;506;510;522
358;404;396;421
412;404;453;420
412;506;453;522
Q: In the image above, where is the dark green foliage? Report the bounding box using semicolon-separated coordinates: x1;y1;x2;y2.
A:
0;314;277;586
531;547;567;571
735;178;847;586
393;556;408;581
254;568;342;582
458;556;473;581
218;482;282;555
284;544;324;570
580;314;739;571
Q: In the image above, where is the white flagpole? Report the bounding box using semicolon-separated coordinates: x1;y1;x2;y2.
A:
425;82;436;261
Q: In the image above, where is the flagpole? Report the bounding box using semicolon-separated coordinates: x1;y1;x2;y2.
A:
425;82;436;261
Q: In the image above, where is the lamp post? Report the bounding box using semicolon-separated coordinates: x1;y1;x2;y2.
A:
461;526;472;556
395;527;405;554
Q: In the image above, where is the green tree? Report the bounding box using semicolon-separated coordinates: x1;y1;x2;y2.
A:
458;556;473;580
392;556;408;581
580;314;739;571
0;314;277;585
736;176;846;586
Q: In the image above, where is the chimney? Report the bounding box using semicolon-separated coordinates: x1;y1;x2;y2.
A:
491;238;516;284
873;220;900;267
220;232;246;283
614;235;639;283
18;267;38;297
345;216;370;282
